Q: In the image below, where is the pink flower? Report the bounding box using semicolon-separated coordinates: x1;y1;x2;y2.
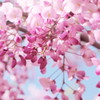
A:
73;90;83;100
50;49;61;62
64;0;83;14
91;57;100;66
61;93;69;100
0;2;13;14
7;7;22;24
44;96;58;100
28;36;36;43
26;14;44;30
76;71;86;80
38;56;47;74
14;34;22;43
81;46;95;66
95;94;100;100
53;0;65;14
31;55;37;63
74;81;85;100
91;58;100;75
16;0;35;12
42;6;57;20
68;37;79;45
60;31;68;40
39;78;57;93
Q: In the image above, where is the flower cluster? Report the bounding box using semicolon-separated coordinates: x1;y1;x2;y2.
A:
0;0;100;99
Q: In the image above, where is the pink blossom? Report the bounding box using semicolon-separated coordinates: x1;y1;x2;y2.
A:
95;94;100;100
42;6;57;20
14;34;22;43
76;70;86;80
60;31;68;40
15;0;35;12
39;78;57;93
91;57;100;66
38;56;47;74
64;0;83;14
0;0;100;99
28;36;36;43
0;2;13;14
74;81;85;100
7;7;22;24
81;46;95;66
50;49;61;62
26;14;44;30
61;93;69;100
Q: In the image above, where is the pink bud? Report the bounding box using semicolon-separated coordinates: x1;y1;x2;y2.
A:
23;47;32;54
14;34;22;43
19;55;26;66
60;31;68;40
31;55;37;63
96;81;100;88
28;36;36;43
32;48;37;55
25;54;33;59
62;93;69;100
76;71;85;79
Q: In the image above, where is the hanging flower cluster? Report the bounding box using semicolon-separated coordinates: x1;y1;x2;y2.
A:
0;0;100;99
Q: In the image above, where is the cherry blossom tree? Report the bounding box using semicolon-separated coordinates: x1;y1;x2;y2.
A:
0;0;100;100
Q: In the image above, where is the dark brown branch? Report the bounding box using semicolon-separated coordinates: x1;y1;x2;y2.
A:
6;21;28;33
80;34;100;49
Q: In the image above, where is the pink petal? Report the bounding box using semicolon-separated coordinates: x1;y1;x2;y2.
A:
19;55;26;66
62;93;69;100
96;81;100;88
39;78;51;89
50;80;57;94
28;36;36;43
93;30;100;43
60;31;68;40
76;71;85;79
91;58;100;66
69;37;79;45
14;34;22;43
96;65;100;75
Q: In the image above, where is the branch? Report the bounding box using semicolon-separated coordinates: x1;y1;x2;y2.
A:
80;34;100;49
6;21;100;49
6;21;28;33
